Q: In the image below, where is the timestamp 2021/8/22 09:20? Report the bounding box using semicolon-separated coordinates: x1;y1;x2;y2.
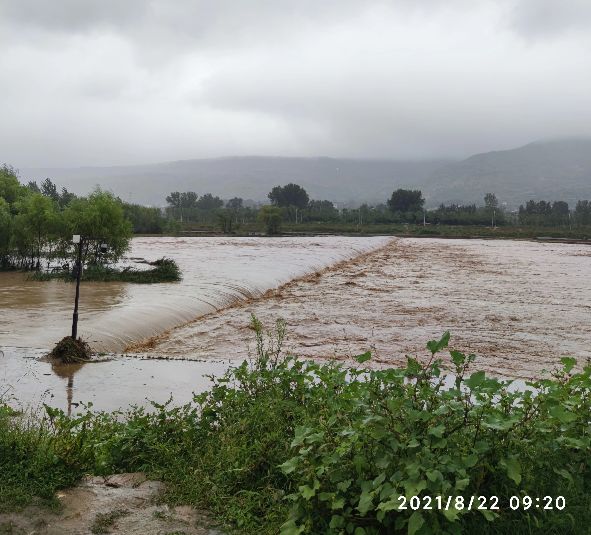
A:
397;495;566;512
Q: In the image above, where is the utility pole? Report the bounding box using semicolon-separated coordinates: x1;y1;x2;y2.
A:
71;235;83;339
70;236;107;340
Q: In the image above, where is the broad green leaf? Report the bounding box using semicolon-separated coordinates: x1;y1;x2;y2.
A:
337;479;352;492
355;351;372;364
465;371;486;389
377;494;402;512
479;509;498;522
455;477;470;491
331;497;345;510
450;350;466;366
501;457;521;485
279;456;299;474
299;480;320;500
329;515;345;529
549;405;578;423
427;331;451;355
280;520;306;535
442;506;461;522
560;356;576;373
428;424;445;438
426;469;442;482
553;468;573;483
408;511;425;535
357;491;374;515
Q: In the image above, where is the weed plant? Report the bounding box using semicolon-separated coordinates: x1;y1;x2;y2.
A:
0;320;590;533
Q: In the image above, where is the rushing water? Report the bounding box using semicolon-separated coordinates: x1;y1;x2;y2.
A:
3;235;588;413
0;236;390;352
0;236;390;412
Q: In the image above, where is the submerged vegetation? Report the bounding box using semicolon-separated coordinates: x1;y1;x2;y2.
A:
1;321;590;534
31;257;181;284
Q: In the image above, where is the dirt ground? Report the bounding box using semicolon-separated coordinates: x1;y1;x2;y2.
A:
129;237;591;379
0;473;222;535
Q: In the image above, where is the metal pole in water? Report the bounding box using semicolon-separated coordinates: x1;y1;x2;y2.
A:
71;236;83;339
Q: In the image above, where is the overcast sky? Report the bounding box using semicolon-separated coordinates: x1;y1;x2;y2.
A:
1;0;590;167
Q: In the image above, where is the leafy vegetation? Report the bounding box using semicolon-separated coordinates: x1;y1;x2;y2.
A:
1;322;590;534
0;166;132;270
31;257;181;283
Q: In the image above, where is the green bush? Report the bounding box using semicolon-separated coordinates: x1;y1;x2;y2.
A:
1;324;589;534
31;257;181;283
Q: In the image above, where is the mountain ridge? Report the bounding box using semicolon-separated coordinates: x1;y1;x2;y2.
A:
18;138;591;207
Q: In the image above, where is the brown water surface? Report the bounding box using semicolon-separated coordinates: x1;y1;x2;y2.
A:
0;236;389;351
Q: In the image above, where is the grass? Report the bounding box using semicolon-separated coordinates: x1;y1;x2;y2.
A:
31;257;181;284
1;320;590;534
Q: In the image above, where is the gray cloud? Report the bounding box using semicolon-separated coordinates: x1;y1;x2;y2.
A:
510;0;591;38
0;0;589;167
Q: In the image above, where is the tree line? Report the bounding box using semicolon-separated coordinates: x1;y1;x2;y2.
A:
0;166;134;270
161;182;591;234
4;158;591;266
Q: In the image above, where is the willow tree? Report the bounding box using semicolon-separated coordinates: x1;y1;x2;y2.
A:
63;189;132;265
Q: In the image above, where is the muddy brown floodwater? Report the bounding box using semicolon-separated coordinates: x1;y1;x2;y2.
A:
0;236;388;412
1;236;590;413
131;238;591;380
0;236;388;351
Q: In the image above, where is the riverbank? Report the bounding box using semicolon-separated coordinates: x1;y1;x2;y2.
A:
2;333;590;534
152;222;591;242
130;237;591;379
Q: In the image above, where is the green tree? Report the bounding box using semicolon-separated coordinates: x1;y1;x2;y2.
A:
268;183;309;209
64;189;132;264
484;192;498;210
575;200;591;226
14;193;57;269
0;199;12;267
0;164;25;208
226;197;243;211
58;187;76;208
196;193;223;211
387;189;424;213
41;178;59;203
123;203;166;233
166;191;182;210
258;205;282;235
216;209;235;234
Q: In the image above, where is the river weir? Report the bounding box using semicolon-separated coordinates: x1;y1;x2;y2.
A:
2;235;590;412
1;236;389;411
0;236;390;351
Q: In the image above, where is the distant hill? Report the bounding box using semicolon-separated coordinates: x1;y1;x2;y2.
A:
425;139;591;207
20;157;448;206
18;139;591;207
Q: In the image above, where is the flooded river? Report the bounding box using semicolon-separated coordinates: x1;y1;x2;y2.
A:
0;236;388;412
2;236;590;412
0;236;389;351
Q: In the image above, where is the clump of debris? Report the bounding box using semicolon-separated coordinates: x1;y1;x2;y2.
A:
48;336;93;364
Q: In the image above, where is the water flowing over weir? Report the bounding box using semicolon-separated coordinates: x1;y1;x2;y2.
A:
0;236;392;352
